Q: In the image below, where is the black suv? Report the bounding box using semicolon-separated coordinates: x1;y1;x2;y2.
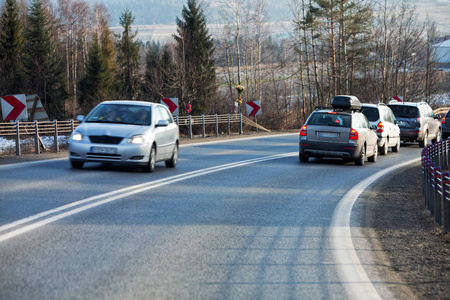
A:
387;101;441;148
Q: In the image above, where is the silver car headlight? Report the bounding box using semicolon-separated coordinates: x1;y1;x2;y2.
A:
71;132;84;141
128;135;145;144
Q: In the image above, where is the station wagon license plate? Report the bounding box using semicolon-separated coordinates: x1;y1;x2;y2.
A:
318;132;339;138
91;146;117;154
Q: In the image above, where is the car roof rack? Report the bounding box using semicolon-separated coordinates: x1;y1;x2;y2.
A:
314;106;333;111
331;95;362;111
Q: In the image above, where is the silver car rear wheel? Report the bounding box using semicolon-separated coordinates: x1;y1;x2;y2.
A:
165;143;178;168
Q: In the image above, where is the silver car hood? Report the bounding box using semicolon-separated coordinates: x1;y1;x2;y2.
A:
77;123;150;137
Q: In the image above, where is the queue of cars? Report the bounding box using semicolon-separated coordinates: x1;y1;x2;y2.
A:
299;95;442;165
67;97;442;171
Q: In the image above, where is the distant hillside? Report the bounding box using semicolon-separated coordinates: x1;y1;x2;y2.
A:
71;0;291;26
1;0;447;34
85;0;450;35
94;0;183;26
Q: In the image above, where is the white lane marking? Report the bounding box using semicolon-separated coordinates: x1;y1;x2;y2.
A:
0;133;298;169
0;152;297;243
330;157;421;300
0;157;68;170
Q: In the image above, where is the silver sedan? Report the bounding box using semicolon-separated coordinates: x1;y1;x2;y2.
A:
69;101;179;172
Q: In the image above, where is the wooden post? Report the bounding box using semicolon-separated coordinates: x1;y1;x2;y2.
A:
239;113;242;134
202;115;205;138
34;120;40;154
53;119;59;153
215;114;218;137
15;120;21;156
188;115;192;139
227;113;230;135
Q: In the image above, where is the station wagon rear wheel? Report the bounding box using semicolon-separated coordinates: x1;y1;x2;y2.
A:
355;145;365;166
299;152;309;162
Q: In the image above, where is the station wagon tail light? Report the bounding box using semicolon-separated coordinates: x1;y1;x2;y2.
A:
300;125;307;136
349;128;358;140
442;117;446;124
377;121;384;133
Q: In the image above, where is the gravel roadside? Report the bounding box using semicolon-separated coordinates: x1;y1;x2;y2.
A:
1;132;449;299
358;163;450;299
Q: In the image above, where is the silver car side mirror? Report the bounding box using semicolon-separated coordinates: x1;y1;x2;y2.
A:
156;120;169;127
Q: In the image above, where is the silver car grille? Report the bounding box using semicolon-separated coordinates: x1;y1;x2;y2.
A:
89;135;123;145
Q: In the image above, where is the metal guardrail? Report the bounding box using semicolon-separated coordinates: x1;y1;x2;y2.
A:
175;113;270;138
0;114;270;156
421;139;450;232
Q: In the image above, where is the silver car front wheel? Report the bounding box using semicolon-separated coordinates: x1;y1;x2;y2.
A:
143;145;156;172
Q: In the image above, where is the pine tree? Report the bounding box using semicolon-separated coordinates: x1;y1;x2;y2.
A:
24;0;68;119
79;40;110;113
0;0;25;95
115;8;140;100
98;12;117;99
173;0;216;115
142;44;175;102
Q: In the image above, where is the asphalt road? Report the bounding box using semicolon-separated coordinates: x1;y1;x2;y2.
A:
0;134;422;299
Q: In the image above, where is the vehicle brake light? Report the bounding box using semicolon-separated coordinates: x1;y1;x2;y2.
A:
442;117;446;124
328;112;337;114
300;125;307;136
377;121;384;133
349;128;358;140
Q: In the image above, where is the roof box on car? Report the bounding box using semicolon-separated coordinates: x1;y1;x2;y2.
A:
331;95;361;110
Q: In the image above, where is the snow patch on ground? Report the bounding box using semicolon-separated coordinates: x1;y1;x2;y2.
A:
0;136;69;155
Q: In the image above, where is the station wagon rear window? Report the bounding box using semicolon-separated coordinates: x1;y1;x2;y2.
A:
307;113;351;128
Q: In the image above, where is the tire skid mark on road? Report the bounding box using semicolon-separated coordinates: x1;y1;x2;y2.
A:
0;152;297;243
330;157;421;300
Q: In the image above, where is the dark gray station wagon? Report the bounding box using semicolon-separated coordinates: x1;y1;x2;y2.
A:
299;95;378;166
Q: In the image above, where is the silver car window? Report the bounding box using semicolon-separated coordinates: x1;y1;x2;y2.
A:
158;106;174;124
154;107;163;124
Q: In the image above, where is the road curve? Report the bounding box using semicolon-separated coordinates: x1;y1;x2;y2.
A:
0;134;422;299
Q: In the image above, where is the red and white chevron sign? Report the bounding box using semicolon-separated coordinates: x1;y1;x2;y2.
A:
392;96;403;102
246;100;262;117
160;98;179;116
1;94;27;121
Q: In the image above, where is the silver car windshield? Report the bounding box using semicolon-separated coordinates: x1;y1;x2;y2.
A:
85;104;152;126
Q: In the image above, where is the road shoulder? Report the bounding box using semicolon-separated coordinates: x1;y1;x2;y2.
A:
354;163;450;299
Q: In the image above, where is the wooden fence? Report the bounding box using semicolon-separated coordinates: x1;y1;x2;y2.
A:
0;114;270;156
